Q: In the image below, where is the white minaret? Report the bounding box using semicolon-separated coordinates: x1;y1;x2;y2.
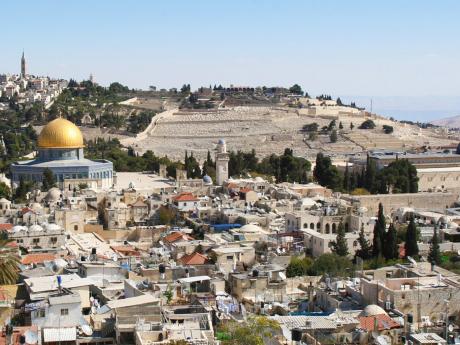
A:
216;139;229;186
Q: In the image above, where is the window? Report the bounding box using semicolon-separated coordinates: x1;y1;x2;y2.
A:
36;309;45;318
226;255;233;261
74;225;78;231
32;238;40;244
50;237;57;244
61;308;69;316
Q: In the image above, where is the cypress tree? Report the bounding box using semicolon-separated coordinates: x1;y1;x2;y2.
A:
331;222;349;257
343;163;350;191
428;227;441;265
372;203;386;257
384;223;398;260
405;217;419;258
356;224;371;260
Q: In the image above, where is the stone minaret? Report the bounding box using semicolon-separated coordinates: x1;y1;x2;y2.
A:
21;51;26;78
216;139;229;185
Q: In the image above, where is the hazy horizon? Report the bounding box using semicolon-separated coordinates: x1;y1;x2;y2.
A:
2;0;460;122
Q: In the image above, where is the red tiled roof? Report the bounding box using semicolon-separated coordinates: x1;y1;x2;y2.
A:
0;224;13;231
164;231;193;244
21;253;56;265
227;183;239;189
173;192;199;202
179;252;209;265
359;314;401;331
21;207;34;215
239;187;252;193
131;198;148;207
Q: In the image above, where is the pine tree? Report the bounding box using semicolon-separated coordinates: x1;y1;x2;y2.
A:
428;227;441;265
405;217;419;258
384;223;399;260
356;224;371;259
331;222;349;256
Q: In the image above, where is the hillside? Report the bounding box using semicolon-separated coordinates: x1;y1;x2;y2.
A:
431;114;460;128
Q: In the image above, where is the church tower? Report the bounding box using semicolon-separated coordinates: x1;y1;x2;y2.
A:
21;51;26;78
215;139;229;186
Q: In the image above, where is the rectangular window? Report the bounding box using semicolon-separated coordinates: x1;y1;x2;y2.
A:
32;238;40;244
226;255;233;261
61;308;69;316
50;237;57;244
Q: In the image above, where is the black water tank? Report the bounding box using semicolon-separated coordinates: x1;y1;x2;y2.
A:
291;328;302;342
19;335;26;345
407;313;413;323
252;269;259;277
159;264;165;274
91;248;96;255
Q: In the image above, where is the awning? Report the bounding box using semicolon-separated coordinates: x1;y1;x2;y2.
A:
43;327;76;342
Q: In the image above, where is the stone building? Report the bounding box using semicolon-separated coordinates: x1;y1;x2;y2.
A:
9;223;66;251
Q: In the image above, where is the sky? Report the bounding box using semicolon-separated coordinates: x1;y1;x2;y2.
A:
2;0;460;121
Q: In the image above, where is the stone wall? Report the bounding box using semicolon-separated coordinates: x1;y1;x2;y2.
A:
349;192;459;215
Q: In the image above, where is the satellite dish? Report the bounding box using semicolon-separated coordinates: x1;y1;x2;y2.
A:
449;324;454;332
24;330;38;344
81;325;93;336
112;254;118;262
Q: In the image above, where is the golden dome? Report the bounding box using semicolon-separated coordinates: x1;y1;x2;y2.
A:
38;118;84;149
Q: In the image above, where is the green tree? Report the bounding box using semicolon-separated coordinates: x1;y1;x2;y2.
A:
289;84;303;95
0;238;20;284
384;223;399;260
158;206;175;225
355;224;372;260
359;119;376;129
331;222;349;256
308;253;353;277
219;316;280;345
286;256;312;277
428;227;441;265
405;217;419;258
41;168;56;191
313;153;342;190
0;182;11;199
372;203;386;258
330;129;338;143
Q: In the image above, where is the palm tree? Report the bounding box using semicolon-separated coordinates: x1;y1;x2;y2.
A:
0;239;20;285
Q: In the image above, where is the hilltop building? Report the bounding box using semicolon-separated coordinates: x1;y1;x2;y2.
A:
10;118;114;190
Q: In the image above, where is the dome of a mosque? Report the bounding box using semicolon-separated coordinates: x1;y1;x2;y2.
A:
38;118;84;149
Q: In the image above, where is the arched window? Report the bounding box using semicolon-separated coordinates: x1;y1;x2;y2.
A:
303;223;308;229
325;224;330;234
332;223;337;233
74;225;78;231
317;222;321;230
310;223;314;229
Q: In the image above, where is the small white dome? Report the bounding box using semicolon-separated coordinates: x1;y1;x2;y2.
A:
359;304;387;317
254;176;264;183
45;223;61;231
239;224;263;233
45;187;62;202
29;224;44;232
12;225;27;233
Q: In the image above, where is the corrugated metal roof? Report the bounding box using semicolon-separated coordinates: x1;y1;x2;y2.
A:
43;327;76;342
